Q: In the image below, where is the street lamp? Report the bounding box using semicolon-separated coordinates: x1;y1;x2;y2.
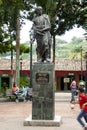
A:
81;46;83;80
29;27;34;88
20;57;23;70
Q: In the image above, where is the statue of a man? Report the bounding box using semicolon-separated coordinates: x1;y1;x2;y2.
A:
33;6;52;62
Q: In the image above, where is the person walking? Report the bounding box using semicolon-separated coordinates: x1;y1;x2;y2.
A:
73;86;87;130
70;79;77;103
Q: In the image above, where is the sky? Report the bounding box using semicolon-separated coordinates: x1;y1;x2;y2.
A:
20;20;32;43
20;20;86;43
57;27;86;42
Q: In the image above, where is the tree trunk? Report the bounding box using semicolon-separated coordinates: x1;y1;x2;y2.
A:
15;14;20;87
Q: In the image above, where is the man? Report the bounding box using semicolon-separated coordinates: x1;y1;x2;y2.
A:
33;6;52;62
73;87;87;130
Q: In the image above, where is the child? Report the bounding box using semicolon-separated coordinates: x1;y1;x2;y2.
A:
73;86;87;130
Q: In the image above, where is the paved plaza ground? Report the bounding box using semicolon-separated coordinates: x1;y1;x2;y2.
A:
0;92;84;130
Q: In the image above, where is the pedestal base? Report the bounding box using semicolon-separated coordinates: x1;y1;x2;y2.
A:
23;115;62;127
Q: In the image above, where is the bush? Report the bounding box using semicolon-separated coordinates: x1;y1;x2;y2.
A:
0;87;6;96
20;77;30;88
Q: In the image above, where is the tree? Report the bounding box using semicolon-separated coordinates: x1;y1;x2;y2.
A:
13;43;30;54
0;0;31;86
0;0;87;85
82;6;87;31
27;1;87;63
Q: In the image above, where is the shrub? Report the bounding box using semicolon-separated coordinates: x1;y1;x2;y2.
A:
20;77;30;88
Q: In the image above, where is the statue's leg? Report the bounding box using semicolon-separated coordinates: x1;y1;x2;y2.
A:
48;44;51;59
45;47;50;62
36;36;43;62
42;33;49;61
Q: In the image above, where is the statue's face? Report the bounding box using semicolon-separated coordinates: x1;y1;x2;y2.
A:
35;6;42;15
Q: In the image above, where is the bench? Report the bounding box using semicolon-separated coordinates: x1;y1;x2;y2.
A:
6;89;16;101
6;88;32;102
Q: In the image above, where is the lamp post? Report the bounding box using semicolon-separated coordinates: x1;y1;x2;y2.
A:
81;46;83;80
29;28;34;88
11;41;13;87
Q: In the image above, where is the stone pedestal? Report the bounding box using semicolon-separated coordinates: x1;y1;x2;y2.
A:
32;63;54;120
24;115;62;126
24;62;62;126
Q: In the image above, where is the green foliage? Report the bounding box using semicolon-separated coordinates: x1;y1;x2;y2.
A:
56;38;68;44
0;0;31;54
0;0;87;62
0;87;6;96
71;37;83;44
82;7;87;31
0;42;10;54
20;77;30;88
55;36;87;59
20;44;30;54
0;0;2;5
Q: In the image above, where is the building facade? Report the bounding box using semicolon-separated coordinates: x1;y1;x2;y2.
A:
0;58;86;91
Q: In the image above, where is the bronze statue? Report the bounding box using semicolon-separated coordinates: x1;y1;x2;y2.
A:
33;6;52;63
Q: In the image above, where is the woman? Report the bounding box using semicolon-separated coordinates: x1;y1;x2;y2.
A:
12;82;19;98
70;80;77;103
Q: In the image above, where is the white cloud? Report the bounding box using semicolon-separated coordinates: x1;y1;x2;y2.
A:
20;20;32;43
57;27;86;42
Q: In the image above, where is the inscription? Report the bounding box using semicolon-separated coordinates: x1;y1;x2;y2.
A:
36;73;49;84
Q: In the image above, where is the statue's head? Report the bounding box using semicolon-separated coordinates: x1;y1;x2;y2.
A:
35;6;42;16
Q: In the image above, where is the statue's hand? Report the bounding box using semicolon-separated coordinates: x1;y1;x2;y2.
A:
42;27;50;32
